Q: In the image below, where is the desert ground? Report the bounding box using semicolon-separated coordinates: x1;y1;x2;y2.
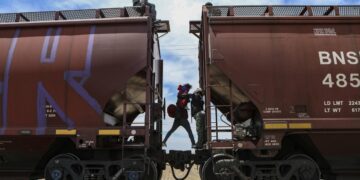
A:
161;164;200;180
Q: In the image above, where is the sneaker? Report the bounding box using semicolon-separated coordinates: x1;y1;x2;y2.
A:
162;142;167;147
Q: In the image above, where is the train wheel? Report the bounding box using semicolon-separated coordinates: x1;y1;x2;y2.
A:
283;154;321;180
44;153;82;180
199;163;203;179
157;163;163;180
145;161;158;180
201;154;235;180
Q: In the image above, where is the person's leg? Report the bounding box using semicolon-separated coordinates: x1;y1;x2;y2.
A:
195;113;203;146
163;119;180;144
181;119;196;145
201;112;207;144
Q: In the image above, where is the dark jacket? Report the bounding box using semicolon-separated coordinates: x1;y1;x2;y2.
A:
191;93;204;117
175;93;190;119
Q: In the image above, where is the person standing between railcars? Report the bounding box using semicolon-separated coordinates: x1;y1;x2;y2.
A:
163;84;196;147
191;88;206;148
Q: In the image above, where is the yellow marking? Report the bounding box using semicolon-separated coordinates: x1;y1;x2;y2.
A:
289;123;312;129
55;129;77;135
98;129;120;136
264;123;288;129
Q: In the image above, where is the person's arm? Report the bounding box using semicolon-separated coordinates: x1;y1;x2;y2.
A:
178;93;191;99
189;93;194;100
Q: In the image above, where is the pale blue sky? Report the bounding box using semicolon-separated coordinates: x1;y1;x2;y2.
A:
1;0;359;150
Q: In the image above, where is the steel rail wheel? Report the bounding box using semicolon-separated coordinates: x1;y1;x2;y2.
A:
201;154;236;180
44;153;82;180
281;154;321;180
199;163;203;179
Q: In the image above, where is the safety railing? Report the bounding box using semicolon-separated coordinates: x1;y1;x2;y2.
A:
117;102;150;149
0;6;151;23
207;5;360;17
209;105;232;141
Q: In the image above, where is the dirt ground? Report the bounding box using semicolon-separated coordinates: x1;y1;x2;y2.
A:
161;164;200;180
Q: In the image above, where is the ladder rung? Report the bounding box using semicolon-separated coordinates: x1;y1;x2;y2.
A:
123;143;145;148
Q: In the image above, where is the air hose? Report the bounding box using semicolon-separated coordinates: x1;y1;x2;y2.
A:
170;162;195;180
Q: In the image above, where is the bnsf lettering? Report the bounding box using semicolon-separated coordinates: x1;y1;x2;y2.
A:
319;51;360;88
319;51;360;65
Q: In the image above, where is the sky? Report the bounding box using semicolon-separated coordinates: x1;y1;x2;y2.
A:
1;0;360;150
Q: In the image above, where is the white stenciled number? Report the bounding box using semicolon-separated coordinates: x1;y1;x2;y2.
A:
336;74;347;88
350;73;360;88
322;73;360;88
322;73;334;88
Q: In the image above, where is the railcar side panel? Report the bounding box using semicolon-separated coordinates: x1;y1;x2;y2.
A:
209;20;360;123
0;21;149;134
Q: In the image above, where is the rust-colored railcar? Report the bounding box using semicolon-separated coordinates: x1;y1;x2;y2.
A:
191;5;360;180
0;2;169;179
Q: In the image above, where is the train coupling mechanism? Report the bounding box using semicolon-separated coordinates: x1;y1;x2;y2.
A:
167;150;194;180
168;150;192;170
164;150;210;180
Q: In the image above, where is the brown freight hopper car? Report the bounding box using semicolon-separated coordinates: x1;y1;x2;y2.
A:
0;1;169;179
190;5;360;180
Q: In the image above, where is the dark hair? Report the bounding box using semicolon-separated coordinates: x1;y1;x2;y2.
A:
184;83;192;90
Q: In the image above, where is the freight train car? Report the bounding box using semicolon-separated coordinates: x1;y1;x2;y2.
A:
190;4;360;180
0;1;169;179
